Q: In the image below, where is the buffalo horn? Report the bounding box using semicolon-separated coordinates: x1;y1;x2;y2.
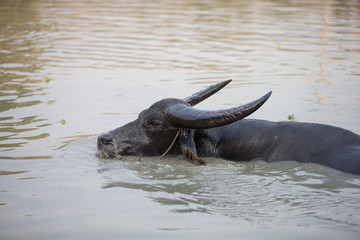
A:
183;79;232;106
167;91;272;129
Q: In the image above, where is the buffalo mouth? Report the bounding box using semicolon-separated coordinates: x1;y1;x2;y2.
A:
97;148;122;160
97;134;123;159
97;144;122;160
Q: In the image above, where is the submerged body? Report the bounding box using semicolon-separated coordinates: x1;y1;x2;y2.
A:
195;120;360;174
97;80;360;175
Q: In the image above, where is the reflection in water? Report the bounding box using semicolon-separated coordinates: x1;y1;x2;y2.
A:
0;0;53;158
94;139;360;229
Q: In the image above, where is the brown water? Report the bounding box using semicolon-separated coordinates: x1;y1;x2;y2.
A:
1;0;360;239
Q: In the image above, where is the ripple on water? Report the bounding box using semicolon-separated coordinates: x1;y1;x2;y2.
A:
62;136;360;231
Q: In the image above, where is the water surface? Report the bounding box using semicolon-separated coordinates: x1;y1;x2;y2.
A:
1;0;360;239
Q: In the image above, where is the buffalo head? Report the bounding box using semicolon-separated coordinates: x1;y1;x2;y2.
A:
97;80;271;163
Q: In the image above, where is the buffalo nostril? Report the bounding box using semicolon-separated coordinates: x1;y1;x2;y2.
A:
98;133;113;145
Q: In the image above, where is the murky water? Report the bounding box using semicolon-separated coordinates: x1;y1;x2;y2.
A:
1;0;360;239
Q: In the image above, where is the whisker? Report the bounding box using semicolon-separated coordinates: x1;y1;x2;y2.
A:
108;141;123;160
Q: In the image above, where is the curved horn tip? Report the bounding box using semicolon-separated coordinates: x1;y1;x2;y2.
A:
183;79;233;107
216;79;232;88
264;91;272;99
251;90;272;109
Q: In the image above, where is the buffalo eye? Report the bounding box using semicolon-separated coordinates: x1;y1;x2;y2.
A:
149;120;161;126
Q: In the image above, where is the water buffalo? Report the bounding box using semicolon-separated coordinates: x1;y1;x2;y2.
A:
97;80;360;175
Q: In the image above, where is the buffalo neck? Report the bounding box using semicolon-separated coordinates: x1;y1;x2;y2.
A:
194;119;276;161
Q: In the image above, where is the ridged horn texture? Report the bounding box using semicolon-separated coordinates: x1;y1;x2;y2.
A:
167;91;272;129
183;79;232;107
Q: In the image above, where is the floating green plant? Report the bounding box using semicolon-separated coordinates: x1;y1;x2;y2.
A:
43;77;51;83
288;114;295;120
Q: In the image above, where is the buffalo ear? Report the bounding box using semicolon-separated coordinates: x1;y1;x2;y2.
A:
179;129;206;165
